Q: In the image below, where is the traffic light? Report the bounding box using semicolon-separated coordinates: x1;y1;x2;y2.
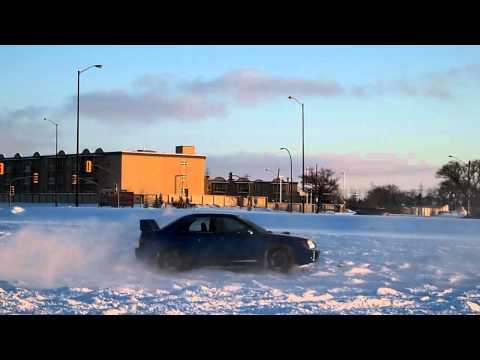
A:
85;160;93;173
72;174;77;185
10;185;14;195
0;162;4;175
33;172;39;184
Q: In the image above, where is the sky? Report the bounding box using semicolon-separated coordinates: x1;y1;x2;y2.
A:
1;45;479;194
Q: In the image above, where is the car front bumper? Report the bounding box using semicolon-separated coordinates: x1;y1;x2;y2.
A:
297;249;320;266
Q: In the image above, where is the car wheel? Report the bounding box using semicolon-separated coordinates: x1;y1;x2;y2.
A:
157;250;185;272
266;247;293;273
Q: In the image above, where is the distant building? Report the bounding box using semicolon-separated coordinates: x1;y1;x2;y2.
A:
402;204;450;217
206;173;300;202
0;145;206;199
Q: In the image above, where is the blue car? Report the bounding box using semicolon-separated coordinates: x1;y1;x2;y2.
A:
135;213;320;273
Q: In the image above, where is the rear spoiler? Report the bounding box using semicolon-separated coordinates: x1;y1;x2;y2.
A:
140;219;160;232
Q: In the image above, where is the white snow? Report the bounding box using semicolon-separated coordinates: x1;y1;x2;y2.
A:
377;287;402;297
466;302;480;313
344;266;373;277
11;206;25;215
1;205;480;314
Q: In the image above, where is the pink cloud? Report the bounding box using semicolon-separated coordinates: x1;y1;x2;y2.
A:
187;69;345;105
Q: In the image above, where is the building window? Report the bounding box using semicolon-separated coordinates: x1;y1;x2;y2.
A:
238;183;250;194
212;183;227;193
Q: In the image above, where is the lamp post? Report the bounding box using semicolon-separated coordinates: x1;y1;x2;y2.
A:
265;167;282;203
280;147;293;212
288;96;305;213
44;117;58;207
448;154;472;217
76;64;102;207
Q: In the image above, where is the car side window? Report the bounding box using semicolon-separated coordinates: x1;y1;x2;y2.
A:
218;217;249;234
188;217;214;233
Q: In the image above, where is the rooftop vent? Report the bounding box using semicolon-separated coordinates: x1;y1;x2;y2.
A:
33;152;40;157
175;145;195;155
82;148;90;155
95;148;104;154
58;150;66;156
14;153;22;159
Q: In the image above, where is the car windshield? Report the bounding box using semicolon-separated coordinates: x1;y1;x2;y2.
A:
237;217;267;233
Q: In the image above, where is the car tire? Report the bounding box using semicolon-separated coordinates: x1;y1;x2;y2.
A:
266;247;294;273
157;249;186;272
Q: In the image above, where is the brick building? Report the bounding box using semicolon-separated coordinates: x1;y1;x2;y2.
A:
205;173;300;203
0;145;205;201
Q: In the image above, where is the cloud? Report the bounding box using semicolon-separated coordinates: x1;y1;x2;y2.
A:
3;63;480;157
186;69;345;105
59;89;227;124
205;152;439;190
0;106;53;156
6;63;480;131
185;65;480;104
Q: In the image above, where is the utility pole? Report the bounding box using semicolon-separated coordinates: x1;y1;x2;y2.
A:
277;168;281;203
467;160;472;217
76;64;102;207
280;147;293;212
315;164;318;213
44;118;58;207
288;96;305;213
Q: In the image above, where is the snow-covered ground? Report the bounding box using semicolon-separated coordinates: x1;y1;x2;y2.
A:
1;204;480;314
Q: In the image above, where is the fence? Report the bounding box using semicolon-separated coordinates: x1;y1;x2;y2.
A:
0;192;98;204
130;194;269;208
0;191;346;213
266;202;345;213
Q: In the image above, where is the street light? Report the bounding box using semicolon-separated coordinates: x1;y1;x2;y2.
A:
265;168;282;203
448;154;472;217
280;147;293;212
288;95;305;213
76;64;102;207
44;117;59;207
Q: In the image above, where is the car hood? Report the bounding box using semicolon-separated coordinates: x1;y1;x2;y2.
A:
266;232;308;242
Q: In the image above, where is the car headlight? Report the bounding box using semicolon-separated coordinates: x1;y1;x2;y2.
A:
306;239;316;250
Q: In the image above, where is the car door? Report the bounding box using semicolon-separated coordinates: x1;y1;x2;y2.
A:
215;217;261;265
178;216;224;266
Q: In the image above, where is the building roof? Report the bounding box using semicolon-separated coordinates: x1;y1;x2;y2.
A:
1;149;206;160
119;150;205;159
